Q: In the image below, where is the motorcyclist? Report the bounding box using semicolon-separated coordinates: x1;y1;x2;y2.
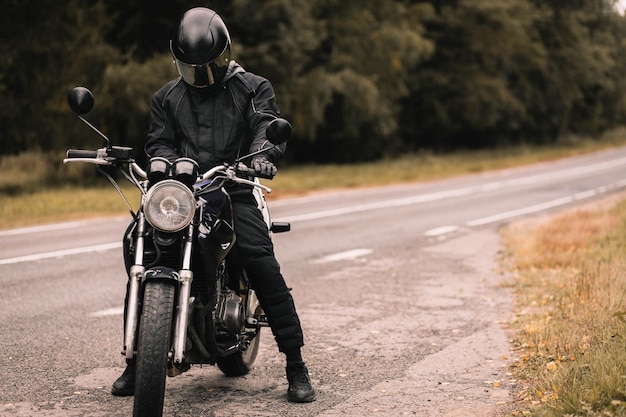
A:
111;7;315;403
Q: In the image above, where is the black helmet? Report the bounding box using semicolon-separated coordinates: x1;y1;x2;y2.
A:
170;7;231;88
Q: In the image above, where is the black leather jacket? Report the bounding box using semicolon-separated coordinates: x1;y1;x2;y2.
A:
145;61;285;174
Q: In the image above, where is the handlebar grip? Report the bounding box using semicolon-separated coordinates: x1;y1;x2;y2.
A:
237;166;275;180
67;149;98;159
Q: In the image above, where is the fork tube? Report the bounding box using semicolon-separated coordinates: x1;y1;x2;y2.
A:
173;223;195;364
124;212;146;360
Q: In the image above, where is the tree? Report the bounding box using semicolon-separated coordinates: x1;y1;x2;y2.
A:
531;0;626;137
0;1;117;154
286;0;434;162
402;0;626;151
103;0;203;61
402;0;549;150
3;0;626;166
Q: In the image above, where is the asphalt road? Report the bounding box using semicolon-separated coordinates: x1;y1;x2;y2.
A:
3;146;626;416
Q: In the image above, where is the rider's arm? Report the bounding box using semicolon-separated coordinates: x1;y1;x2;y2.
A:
246;76;286;163
145;82;182;163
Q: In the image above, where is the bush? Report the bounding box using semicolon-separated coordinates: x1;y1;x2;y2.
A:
0;150;101;195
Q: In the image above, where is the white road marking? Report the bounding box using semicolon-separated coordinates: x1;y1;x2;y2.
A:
466;197;575;227
423;180;626;235
0;242;122;265
275;157;626;224
424;225;459;237
313;248;373;264
274;188;476;223
90;306;124;317
466;180;626;227
5;158;626;264
0;216;127;237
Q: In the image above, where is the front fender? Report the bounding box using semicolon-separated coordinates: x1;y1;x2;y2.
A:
144;267;179;283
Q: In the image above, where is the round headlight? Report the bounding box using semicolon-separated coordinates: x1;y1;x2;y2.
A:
144;180;195;232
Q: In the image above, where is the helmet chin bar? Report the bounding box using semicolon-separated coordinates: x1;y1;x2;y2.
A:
173;46;231;88
175;60;215;87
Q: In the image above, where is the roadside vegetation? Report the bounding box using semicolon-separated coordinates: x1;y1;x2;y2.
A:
502;194;626;416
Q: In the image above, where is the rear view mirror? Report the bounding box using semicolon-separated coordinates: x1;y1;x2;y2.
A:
68;87;94;115
266;118;292;145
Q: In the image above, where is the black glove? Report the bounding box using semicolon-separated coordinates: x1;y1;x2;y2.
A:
252;156;277;178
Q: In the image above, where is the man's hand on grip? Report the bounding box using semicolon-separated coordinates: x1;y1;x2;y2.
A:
252;156;277;178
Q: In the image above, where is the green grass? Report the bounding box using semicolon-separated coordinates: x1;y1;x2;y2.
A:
2;128;626;230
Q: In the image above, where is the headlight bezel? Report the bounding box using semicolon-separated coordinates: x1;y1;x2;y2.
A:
144;179;196;233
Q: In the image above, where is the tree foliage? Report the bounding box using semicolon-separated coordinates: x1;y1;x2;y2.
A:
403;0;626;151
0;1;117;153
2;0;626;164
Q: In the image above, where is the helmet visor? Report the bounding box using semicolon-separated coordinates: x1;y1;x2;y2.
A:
174;47;231;88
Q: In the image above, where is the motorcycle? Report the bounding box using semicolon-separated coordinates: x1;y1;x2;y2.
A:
64;86;292;416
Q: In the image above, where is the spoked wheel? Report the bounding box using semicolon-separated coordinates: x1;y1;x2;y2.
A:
217;330;261;376
133;281;176;417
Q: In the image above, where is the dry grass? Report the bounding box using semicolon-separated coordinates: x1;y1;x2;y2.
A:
0;185;141;229
502;196;626;416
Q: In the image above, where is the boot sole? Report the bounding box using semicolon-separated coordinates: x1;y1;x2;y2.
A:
287;392;316;403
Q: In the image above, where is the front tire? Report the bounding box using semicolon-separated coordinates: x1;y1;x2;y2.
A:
133;281;176;417
216;330;261;376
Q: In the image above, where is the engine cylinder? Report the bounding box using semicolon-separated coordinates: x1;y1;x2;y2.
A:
216;291;244;334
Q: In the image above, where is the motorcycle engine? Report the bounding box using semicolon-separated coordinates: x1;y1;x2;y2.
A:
215;290;245;335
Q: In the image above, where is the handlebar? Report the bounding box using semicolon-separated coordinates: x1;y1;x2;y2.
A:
198;163;273;193
199;163;273;181
66;149;98;159
64;147;147;177
64;150;271;192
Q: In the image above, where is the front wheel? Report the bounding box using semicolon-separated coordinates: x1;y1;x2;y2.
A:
217;330;261;376
133;281;176;417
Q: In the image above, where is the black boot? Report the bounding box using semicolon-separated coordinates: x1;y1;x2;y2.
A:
286;362;315;403
111;361;135;396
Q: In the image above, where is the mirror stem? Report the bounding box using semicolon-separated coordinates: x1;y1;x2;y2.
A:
235;144;275;163
79;115;111;150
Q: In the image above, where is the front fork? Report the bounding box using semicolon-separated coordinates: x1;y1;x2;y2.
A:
123;212;146;361
123;214;195;364
172;224;194;365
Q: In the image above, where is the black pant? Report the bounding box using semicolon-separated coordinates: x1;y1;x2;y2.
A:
229;190;304;354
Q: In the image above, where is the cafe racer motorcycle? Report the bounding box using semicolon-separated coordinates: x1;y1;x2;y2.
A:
64;87;291;416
